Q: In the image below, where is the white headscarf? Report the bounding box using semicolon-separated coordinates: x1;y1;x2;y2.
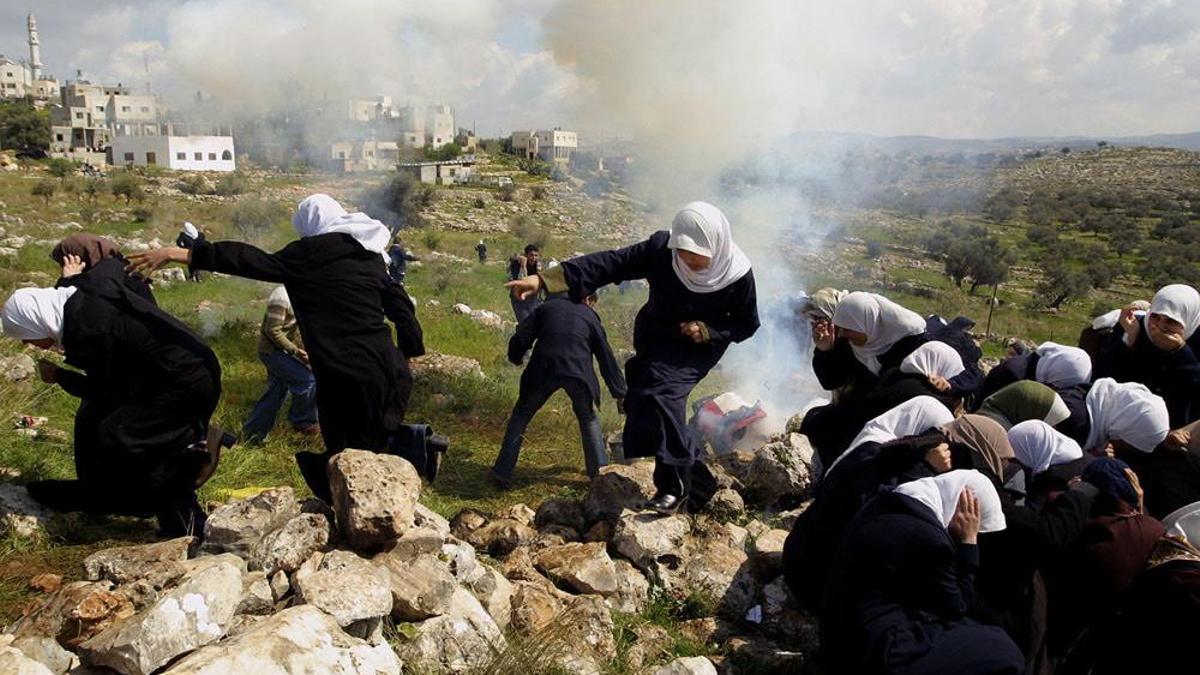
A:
836;396;955;468
182;221;200;240
1092;301;1149;331
895;469;1007;532
833;292;927;374
1034;342;1092;389
293;193;390;262
1008;420;1083;474
667;201;752;294
900;341;965;380
1084;378;1170;453
1162;501;1200;547
1;287;78;344
1146;284;1200;340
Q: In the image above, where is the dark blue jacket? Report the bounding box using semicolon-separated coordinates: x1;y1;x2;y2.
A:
509;296;627;406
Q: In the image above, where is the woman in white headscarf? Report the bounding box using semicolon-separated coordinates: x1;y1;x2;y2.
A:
1008;420;1084;476
1084;378;1170;455
837;395;955;469
130;193;425;501
1;270;224;537
820;468;1022;674
506;201;759;512
813;292;927;387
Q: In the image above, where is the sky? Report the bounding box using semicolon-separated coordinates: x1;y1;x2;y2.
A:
2;0;1199;140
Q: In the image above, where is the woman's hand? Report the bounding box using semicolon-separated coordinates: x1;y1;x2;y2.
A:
1165;428;1191;451
1119;305;1141;346
949;487;981;545
60;254;86;278
812;318;836;352
928;375;952;392
126;247;190;275
680;321;708;344
1124;467;1146;514
505;274;541;300
36;359;59;384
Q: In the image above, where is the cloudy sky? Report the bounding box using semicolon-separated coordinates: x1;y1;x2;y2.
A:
3;0;1198;140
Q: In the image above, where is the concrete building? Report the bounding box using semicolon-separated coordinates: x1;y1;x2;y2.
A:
424;104;455;148
0;14;59;104
510;128;578;165
111;132;236;171
456;127;478;152
397;106;424;148
398;157;475;185
50;79;163;159
329;139;400;172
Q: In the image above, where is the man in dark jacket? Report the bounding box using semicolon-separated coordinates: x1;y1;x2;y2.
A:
491;294;626;487
508;244;542;322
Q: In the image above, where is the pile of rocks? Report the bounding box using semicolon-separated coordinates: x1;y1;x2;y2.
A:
1;434;818;674
451;303;507;330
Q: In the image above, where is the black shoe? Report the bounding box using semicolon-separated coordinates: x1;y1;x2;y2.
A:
644;491;688;515
488;470;513;491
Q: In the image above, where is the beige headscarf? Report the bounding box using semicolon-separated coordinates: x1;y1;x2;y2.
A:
942;414;1015;480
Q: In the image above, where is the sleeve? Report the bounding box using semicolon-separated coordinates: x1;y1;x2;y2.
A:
813;340;862;391
948;363;985;404
590;316;628;399
1092;326;1133;381
55;368;97;399
188;239;293;283
951;543;980;612
701;274;760;348
545;232;666;300
1002;489;1091;560
507;306;540;365
382;280;425;358
1161;347;1200;427
922;536;977;618
262;305;299;354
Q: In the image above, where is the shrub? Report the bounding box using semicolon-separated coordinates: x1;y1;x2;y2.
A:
230;196;283;240
422;229;441;251
497;183;516;202
177;174;211;195
31;179;56;204
82;178;103;203
531;185;547;200
46;158;75;178
110;172;145;203
132;205;154;223
473;196;486;209
214;172;248;196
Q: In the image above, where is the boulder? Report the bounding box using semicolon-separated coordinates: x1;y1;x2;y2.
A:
623;624;672;672
498;503;536;526
0;646;54;675
760;576;818;649
78;558;244;675
0;484;53;539
293;550;392;632
499;546;542;582
583;462;656;523
676;540;759;620
583;520;613;543
744;434;814;508
268;571;289;602
534;543;618;595
413;503;451;540
11;581;135;649
202;488;300;559
374;553;457;621
27;574;62;594
609;560;651;614
465;518;536;556
1;354;35;381
409;352;485;380
250;513;329;575
82;537;195;586
654;656;719;675
749;528;789;577
562;595;616;663
449;509;488;540
328;449;421;552
535;498;585;533
706;488;745;519
393;588;503;672
159;605;401;674
464;566;513;631
9;635;77;674
611;511;690;577
508;581;565;636
440;538;486;585
236;571;274;616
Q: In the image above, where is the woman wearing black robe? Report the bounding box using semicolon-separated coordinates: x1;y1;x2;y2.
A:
131;194;424;499
51;233;155;303
820;469;1023;675
810;291;929;394
507;201;758;512
1;259;222;536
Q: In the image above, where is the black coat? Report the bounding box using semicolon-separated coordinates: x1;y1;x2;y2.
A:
784;436;939;609
190;234;424;453
821;491;1023;674
980;353;1037;403
1093;325;1200;428
509;296;627;406
56;254;156;305
813;332;928;393
558;231;759;464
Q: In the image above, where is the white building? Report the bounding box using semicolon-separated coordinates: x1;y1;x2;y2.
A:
112;134;236;172
397;106;424;148
50;80;162;158
0;14;61;105
424;104;455;148
510;128;578;165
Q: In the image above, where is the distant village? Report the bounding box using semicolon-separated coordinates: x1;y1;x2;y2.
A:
0;12;629;184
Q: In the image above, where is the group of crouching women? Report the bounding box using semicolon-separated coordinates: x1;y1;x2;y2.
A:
785;284;1200;674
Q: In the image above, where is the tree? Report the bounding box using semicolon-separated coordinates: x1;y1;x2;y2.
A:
1025;223;1059;247
423;143;461;162
46;158;75;178
1036;260;1091;309
231;197;284;240
110;172;145;204
941;227;1012;294
31;179;56;205
0;100;50;151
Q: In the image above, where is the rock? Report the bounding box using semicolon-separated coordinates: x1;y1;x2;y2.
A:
609;560;650;614
82;537;195;585
750;529;789;577
561;596;616;663
293;550;392;632
9;635;77;674
385;527;445;561
612;511;690;577
534;542;618;595
760;576;817;648
393;588;503;672
464;566;513;631
723;635;806;672
236;571;274;616
499;503;536;526
583;462;656;523
499;546;542;582
584;520;613;543
508;581;565;636
449;509;488;540
159;605;401;674
0;646;54;675
654;656;718;675
413;503;451;540
465;518;536;556
78;558;244;675
1;354;35;382
707;488;745;520
374;552;457;621
678;617;726;646
0;484;53;539
409;352;485;380
28;574;62;594
202;488;300;559
440;538;486;584
328;449;421;552
744;435;814;508
11;581;135;649
535;524;579;544
268;571;289;602
678;541;759;620
535;498;586;533
624;624;672;671
250;513;329;575
774;503;809;531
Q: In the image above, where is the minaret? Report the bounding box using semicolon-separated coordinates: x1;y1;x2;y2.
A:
28;12;42;82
